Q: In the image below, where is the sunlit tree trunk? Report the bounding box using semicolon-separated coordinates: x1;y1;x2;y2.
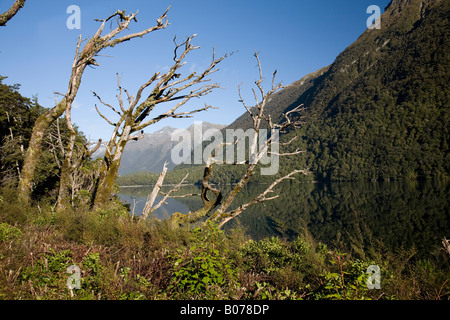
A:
92;125;131;209
18;98;71;203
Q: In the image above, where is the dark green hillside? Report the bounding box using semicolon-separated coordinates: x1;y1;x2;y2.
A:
228;0;450;182
290;0;450;181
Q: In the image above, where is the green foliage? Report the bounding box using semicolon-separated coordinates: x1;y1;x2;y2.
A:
314;253;374;300
0;222;22;242
0;186;35;224
54;199;131;246
240;237;299;274
252;281;301;300
237;234;326;299
0;192;448;300
19;248;74;298
168;222;239;299
0;76;96;201
0;78;42;186
82;252;103;289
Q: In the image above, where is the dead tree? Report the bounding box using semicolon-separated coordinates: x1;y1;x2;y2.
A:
0;0;26;27
170;52;308;228
17;7;170;204
91;37;226;209
141;162;169;218
140;162;195;219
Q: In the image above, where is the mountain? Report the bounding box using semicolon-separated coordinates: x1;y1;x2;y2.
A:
226;0;450;181
93;122;225;175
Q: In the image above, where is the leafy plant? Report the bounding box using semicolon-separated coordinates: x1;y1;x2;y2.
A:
19;248;74;298
168;222;239;299
0;222;22;242
81;252;104;293
314;253;374;300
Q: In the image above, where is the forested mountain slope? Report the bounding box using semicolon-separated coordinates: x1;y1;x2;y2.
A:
120;0;449;185
230;0;449;182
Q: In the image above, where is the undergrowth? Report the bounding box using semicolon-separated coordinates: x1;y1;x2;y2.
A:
0;187;449;300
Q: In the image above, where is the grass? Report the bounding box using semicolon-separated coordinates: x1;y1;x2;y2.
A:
0;187;449;300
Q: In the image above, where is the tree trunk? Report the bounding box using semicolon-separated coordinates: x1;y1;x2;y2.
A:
56;125;76;212
92;129;130;209
92;158;121;210
141;162;168;219
17;100;67;203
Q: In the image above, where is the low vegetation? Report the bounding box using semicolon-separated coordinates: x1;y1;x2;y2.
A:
1;187;448;300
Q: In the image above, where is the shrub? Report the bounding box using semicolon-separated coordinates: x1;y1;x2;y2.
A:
314;253;376;300
0;222;22;242
19;248;74;299
168;222;240;299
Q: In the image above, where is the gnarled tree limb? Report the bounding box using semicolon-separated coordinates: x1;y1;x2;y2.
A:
0;0;25;27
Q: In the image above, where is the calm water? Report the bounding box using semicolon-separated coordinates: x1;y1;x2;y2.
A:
118;179;450;258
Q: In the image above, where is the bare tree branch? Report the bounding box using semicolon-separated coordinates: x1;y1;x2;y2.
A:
171;52;308;229
146;173;191;215
92;91;122;116
92;36;226;208
94;104;115;126
0;0;25;27
216;169;309;228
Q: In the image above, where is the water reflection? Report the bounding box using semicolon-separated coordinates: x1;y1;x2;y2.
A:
118;180;450;258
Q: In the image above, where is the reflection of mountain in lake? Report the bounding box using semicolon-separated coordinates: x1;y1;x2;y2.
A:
118;180;449;258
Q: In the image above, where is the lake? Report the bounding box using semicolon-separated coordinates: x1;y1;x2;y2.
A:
118;179;450;258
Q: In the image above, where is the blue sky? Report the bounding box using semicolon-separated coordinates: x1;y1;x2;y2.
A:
0;0;390;141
